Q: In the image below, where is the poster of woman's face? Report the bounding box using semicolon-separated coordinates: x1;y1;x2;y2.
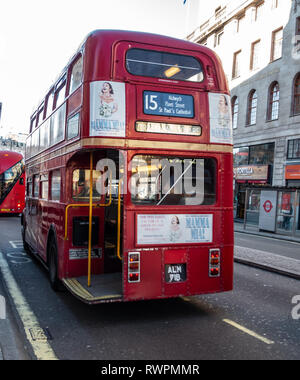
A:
209;93;233;145
90;80;126;137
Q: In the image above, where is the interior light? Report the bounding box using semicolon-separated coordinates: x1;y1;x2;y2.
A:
164;65;181;78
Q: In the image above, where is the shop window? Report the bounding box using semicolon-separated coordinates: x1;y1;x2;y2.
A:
249;143;274;165
233;146;249;166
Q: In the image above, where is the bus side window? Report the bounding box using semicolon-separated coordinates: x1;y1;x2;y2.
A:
69;55;83;94
54;75;66;110
40;174;49;200
19;177;24;186
27;177;33;197
33;175;39;198
50;170;61;201
46;90;55;118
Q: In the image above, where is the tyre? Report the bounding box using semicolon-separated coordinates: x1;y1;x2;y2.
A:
21;225;31;254
48;237;63;291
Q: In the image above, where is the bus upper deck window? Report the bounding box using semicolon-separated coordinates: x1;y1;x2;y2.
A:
126;48;204;82
69;55;83;94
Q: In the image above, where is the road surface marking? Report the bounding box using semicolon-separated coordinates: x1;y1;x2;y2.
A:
0;251;58;360
9;241;23;249
223;319;275;345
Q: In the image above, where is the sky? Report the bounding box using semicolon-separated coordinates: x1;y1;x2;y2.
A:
0;0;221;135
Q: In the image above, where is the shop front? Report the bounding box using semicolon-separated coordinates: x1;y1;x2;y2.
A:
234;165;270;220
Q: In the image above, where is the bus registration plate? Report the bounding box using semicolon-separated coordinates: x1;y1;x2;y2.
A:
144;91;194;118
165;264;187;283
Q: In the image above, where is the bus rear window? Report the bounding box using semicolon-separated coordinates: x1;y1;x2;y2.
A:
126;49;204;82
131;155;216;206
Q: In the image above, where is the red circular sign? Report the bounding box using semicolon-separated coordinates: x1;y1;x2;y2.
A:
263;200;273;213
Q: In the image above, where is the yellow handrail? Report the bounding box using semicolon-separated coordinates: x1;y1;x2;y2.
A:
117;179;123;261
87;152;93;287
64;175;112;240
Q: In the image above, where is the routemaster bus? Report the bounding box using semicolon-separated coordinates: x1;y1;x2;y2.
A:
22;30;234;304
0;151;25;214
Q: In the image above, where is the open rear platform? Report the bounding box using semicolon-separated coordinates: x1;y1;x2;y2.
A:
62;273;123;304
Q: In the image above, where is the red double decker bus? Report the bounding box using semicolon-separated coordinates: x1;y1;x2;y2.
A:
22;30;234;304
0;151;25;215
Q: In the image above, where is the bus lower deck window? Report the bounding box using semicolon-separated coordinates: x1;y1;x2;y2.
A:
130;155;216;206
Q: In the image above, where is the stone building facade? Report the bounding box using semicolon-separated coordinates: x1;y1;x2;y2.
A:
187;0;300;234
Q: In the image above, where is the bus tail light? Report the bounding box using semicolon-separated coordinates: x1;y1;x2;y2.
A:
209;249;220;277
128;252;140;283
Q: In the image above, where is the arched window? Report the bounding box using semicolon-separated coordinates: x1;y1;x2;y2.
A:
293;73;300;115
247;90;257;125
231;96;239;129
267;82;279;121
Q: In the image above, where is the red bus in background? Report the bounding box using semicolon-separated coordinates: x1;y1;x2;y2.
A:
22;30;234;304
0;151;25;214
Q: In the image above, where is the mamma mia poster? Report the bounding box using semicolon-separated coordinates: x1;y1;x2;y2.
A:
90;81;126;137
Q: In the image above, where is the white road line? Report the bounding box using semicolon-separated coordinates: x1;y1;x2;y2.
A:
0;251;58;360
223;319;275;345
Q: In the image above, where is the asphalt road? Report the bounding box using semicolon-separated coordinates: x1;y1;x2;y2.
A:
0;215;299;360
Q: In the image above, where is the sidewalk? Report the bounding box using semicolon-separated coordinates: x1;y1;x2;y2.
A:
234;222;300;280
0;280;30;360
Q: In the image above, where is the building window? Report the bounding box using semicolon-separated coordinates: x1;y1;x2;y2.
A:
267;82;280;121
292;73;300;115
237;16;245;33
255;3;264;21
287;139;300;159
232;50;241;79
271;27;283;61
247;90;257;125
215;31;224;47
250;40;261;70
231;96;239;129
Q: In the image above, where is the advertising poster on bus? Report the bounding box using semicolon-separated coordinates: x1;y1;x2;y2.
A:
137;214;213;245
209;93;233;144
90;81;126;137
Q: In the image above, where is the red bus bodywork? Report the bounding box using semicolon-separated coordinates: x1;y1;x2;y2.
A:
23;30;234;304
0;151;25;214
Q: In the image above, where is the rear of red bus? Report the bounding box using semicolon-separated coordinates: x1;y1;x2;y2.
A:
63;31;233;302
0;151;25;214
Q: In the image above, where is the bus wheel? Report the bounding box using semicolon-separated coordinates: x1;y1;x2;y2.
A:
21;225;30;254
48;238;63;291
